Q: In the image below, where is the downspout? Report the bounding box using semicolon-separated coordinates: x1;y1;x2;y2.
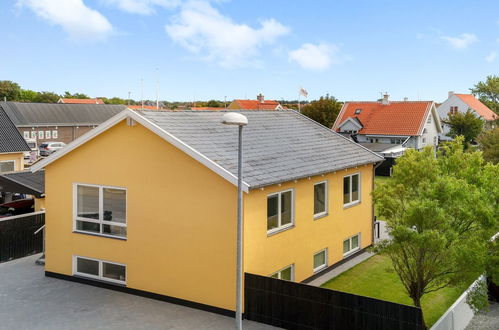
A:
372;161;383;244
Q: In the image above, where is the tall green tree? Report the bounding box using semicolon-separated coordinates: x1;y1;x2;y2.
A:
373;138;498;328
470;75;499;115
206;100;222;107
18;89;38;102
63;91;90;99
301;95;342;128
477;127;499;164
33;91;60;103
445;110;484;145
0;80;21;101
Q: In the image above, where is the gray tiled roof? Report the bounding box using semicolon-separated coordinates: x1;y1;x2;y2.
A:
0;102;126;127
0;170;45;197
0;106;30;153
137;110;383;188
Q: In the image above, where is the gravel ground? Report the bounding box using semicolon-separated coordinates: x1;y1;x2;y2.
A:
465;301;499;330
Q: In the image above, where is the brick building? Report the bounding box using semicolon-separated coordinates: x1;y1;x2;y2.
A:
0;102;126;145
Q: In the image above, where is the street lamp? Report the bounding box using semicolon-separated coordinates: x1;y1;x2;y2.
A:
221;112;248;330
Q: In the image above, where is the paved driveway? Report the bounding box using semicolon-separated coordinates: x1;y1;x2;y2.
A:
0;255;275;330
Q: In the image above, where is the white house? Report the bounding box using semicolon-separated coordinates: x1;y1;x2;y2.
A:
437;92;498;141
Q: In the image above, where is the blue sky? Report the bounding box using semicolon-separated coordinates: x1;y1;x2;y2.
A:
1;0;498;102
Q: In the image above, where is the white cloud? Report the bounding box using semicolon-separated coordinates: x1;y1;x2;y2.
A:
440;33;477;49
17;0;113;41
288;43;340;71
485;51;497;63
102;0;180;15
165;0;289;68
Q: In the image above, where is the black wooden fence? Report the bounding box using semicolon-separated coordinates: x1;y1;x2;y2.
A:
0;211;45;263
245;273;423;330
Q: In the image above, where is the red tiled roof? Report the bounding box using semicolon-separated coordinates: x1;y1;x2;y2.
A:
128;105;161;110
233;99;280;110
191;107;225;110
59;98;105;104
333;101;433;136
454;94;498;121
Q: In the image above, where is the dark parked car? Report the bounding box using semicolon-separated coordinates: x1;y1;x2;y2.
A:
39;142;66;157
0;199;35;218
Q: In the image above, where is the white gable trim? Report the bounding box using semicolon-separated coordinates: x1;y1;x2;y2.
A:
332;102;349;130
416;102;442;135
31;109;250;192
338;117;363;130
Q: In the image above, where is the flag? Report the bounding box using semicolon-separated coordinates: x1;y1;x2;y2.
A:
299;87;308;98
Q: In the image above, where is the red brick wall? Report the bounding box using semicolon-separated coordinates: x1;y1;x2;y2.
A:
18;126;97;145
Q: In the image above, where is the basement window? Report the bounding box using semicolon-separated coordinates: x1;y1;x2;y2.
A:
74;183;127;239
73;256;126;285
270;264;294;281
267;189;294;234
313;248;328;272
343;234;360;256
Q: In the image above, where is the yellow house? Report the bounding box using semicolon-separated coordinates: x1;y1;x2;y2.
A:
32;109;383;315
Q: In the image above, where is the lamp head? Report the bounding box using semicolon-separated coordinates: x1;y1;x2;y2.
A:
221;112;248;126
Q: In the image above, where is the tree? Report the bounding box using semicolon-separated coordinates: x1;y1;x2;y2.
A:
301;95;342;128
477;127;499;164
101;97;127;105
206;100;222;107
0;80;21;101
444;109;484;145
470;75;499;115
373;138;498;328
63;91;89;99
33;91;60;103
18;89;38;102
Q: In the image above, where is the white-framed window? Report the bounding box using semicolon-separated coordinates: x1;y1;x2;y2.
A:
427;115;431;124
52;130;58;139
423;128;427;134
343;234;360;256
0;160;15;173
267;189;294;234
355;109;361;114
343;173;361;206
270;264;294;281
23;131;30;139
73;256;126;285
45;130;51;139
73;183;127;239
314;181;327;218
422;138;426;143
313;248;328;272
38;131;44;139
31;131;37;139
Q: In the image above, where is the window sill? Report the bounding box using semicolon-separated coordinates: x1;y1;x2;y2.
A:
73;274;126;287
313;213;328;220
313;265;327;274
343;201;361;209
73;230;127;241
267;224;295;237
343;248;360;258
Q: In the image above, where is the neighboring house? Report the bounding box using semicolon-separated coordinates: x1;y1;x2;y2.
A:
32;109;382;314
0;105;30;174
58;98;105;105
436;92;498;141
228;94;284;110
0;170;45;210
128;105;163;110
332;95;442;176
0;102;126;145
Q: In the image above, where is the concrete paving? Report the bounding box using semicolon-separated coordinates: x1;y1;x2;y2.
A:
0;254;276;330
465;301;499;330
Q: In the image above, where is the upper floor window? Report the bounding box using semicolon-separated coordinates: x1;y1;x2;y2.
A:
449;106;458;115
23;131;30;139
74;183;127;239
31;131;37;139
355;109;362;114
0;160;15;173
427;115;431;124
45;130;51;139
270;264;294;281
423;128;427;134
267;190;293;234
343;174;360;206
314;181;327;218
38;131;44;139
52;130;58;139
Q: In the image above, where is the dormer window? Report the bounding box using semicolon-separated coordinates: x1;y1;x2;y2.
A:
355;109;361;114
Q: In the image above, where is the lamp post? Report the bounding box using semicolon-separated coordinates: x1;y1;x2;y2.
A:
221;112;248;330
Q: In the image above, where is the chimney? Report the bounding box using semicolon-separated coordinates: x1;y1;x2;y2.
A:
381;93;390;105
257;93;264;103
448;91;454;98
403;97;408;102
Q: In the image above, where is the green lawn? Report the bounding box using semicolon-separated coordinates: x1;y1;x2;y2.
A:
321;255;467;327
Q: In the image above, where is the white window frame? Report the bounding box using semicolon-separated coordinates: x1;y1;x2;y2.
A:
267;189;294;235
313;248;328;273
343;233;361;257
72;255;126;285
52;130;58;139
269;264;294;281
0;160;16;173
31;131;37;139
343;173;361;207
23;131;30;139
45;130;51;139
313;180;328;219
73;183;127;239
38;131;44;139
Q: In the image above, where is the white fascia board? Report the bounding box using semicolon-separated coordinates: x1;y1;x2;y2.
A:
31;109;250;193
332;103;349;130
338;117;363;130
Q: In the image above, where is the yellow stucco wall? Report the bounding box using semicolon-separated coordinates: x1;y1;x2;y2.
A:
243;165;374;282
44;118;375;311
44;120;238;311
0;152;24;171
34;197;45;211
